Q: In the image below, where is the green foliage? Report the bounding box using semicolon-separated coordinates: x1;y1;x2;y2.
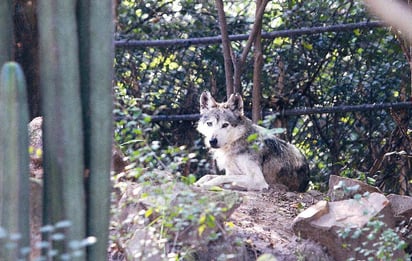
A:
115;0;411;193
113;93;210;179
338;217;410;261
113;169;242;259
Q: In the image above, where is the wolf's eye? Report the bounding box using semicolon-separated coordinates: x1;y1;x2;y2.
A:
207;122;213;127
222;123;229;128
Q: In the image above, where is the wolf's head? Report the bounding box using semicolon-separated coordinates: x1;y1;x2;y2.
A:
197;91;247;149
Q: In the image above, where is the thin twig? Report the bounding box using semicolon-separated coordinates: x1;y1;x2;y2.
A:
234;0;269;93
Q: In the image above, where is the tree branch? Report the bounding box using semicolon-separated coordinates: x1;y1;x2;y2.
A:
234;0;269;93
215;0;234;98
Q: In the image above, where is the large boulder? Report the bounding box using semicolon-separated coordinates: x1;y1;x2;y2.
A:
292;192;407;260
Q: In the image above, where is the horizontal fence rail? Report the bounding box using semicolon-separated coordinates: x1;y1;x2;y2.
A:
147;101;412;122
115;21;385;48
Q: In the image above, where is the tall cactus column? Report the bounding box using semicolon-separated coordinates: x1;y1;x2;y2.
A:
37;0;86;259
77;0;114;260
0;62;30;260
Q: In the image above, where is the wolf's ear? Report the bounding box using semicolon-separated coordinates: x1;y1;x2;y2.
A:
200;91;217;113
227;93;244;116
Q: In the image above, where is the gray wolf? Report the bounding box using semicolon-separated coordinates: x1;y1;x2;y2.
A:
195;91;309;191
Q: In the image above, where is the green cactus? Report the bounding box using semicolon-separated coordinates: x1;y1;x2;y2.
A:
0;0;114;259
77;1;114;260
0;62;30;260
38;1;86;259
38;0;114;259
0;0;13;66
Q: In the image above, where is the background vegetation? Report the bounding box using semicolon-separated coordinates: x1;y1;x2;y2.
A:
114;0;412;194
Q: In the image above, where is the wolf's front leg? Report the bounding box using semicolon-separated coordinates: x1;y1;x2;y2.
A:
228;155;269;190
195;174;220;186
197;174;268;191
196;156;269;191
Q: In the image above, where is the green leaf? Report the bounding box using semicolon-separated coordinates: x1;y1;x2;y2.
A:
198;224;206;236
247;133;259;143
302;41;313;50
205;214;216;228
209;186;223;191
145;208;153;218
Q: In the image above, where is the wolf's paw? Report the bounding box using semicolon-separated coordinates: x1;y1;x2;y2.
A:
195;175;218;186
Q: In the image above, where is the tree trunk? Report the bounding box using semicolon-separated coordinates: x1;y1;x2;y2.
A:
252;0;264;123
14;0;41;119
215;0;234;98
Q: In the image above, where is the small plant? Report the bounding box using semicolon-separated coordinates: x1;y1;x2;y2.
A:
331;180;361;200
137;171;240;259
337;213;410;260
346;219;409;261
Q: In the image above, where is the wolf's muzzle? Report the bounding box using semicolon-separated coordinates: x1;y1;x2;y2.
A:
209;138;218;148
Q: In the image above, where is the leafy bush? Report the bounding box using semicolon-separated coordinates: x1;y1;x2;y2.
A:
112;168;242;260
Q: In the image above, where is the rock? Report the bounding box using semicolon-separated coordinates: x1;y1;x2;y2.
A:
387;194;412;219
292;192;406;260
125;227;163;261
28;117;43;179
293;200;329;223
294;240;332;261
387;194;412;248
327;175;381;201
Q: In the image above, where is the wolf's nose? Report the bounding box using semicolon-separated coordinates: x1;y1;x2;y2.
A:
209;138;218;148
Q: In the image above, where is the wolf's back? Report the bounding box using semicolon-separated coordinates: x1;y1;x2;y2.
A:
261;137;310;192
